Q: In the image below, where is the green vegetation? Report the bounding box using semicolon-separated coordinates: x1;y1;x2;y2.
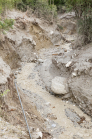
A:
65;0;92;44
0;0;21;13
0;0;16;33
48;0;65;5
0;0;92;45
0;18;14;34
0;89;10;97
18;0;57;22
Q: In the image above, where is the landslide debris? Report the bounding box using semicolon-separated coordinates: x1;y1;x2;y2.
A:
52;43;92;117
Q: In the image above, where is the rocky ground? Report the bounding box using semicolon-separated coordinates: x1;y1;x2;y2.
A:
0;9;92;139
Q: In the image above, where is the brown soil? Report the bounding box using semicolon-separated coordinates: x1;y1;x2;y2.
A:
0;74;52;139
0;38;21;70
30;23;53;50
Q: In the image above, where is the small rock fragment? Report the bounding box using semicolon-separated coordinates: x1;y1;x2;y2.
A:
51;124;56;128
72;72;77;77
66;61;72;68
32;128;43;139
38;59;44;64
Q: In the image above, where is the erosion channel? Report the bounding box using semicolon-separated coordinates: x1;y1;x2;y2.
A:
0;10;92;139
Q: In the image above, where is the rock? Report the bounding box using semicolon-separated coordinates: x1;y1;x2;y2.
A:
15;71;19;75
72;72;77;77
60;12;75;19
38;59;44;64
50;30;54;35
32;128;42;139
65;108;81;125
51;124;56;128
40;59;61;92
62;93;72;99
51;77;68;95
69;75;92;117
66;61;72;68
73;135;83;139
64;49;67;52
45;102;51;106
50;31;63;45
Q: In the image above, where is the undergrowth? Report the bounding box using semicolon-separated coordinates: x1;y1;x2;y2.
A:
0;18;14;34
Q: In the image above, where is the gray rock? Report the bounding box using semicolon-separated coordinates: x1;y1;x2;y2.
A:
69;75;92;117
39;59;61;92
50;31;63;45
32;128;42;139
73;135;83;139
51;77;67;95
38;59;44;64
65;108;81;126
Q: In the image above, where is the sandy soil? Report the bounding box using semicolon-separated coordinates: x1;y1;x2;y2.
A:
17;59;92;139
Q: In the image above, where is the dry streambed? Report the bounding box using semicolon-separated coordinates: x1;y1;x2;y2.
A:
17;51;92;139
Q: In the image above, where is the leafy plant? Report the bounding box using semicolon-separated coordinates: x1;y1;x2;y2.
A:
21;0;57;22
65;0;92;45
48;0;65;6
0;89;10;97
0;18;14;33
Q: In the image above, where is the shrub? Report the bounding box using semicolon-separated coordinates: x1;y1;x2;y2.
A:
0;19;14;33
65;0;92;45
21;0;57;23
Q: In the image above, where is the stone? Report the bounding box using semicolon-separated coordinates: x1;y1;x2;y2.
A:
50;30;54;35
51;124;56;128
32;128;42;139
72;72;77;77
66;61;72;68
45;102;51;106
40;59;61;92
73;135;83;139
62;93;72;99
38;59;44;64
51;77;67;95
51;31;63;45
69;75;92;117
65;108;81;125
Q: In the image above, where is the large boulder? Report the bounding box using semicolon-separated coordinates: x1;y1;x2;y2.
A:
51;76;68;95
39;59;61;91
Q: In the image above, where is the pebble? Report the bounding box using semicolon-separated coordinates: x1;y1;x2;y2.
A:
66;61;72;68
72;72;77;77
45;102;51;106
51;124;56;128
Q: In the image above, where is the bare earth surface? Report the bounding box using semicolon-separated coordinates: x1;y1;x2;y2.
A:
17;51;92;139
0;9;92;139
